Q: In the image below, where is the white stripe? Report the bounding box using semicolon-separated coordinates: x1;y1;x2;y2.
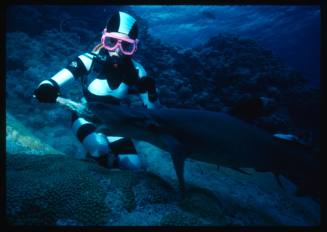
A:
107;136;124;143
82;133;109;158
118;11;136;35
72;118;91;134
117;154;141;170
87;79;129;99
39;80;53;86
132;59;147;77
139;92;149;106
81;97;87;104
88;79;112;96
78;54;93;71
139;92;154;109
51;68;74;86
111;83;129;98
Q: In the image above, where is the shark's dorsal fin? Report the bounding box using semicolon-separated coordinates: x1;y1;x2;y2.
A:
230;167;251;175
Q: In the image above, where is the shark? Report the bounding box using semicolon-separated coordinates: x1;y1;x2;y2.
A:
56;97;320;199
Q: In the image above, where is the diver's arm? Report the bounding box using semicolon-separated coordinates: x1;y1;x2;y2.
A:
138;76;160;109
64;52;96;82
34;52;96;103
46;52;96;88
132;60;161;109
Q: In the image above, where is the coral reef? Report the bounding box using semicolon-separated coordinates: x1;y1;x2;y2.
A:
6;154;111;226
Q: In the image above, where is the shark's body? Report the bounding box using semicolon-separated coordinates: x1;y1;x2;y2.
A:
57;98;320;199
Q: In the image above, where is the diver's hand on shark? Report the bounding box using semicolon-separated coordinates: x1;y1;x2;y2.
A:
56;97;100;123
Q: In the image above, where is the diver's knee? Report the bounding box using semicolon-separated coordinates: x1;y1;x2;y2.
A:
117;154;142;171
83;132;110;158
71;115;110;158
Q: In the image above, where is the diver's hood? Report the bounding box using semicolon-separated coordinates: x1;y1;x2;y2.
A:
106;11;138;39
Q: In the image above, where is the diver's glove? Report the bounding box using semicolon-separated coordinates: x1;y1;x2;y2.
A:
33;80;60;103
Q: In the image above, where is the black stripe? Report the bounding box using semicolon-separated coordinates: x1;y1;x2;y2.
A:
135;77;158;101
135;77;153;93
112;156;120;168
106;12;120;33
66;57;88;79
148;91;158;102
71;111;78;123
129;22;138;39
85;152;116;168
47;79;60;92
83;88;121;105
110;138;137;155
84;53;94;59
77;123;96;142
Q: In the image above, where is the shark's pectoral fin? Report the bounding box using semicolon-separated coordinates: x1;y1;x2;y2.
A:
160;133;187;192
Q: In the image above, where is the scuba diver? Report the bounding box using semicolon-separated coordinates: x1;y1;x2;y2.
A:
33;11;160;170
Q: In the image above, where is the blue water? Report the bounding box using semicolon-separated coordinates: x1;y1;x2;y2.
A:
130;5;320;86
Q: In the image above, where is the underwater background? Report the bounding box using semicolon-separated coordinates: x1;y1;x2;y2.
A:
5;5;320;226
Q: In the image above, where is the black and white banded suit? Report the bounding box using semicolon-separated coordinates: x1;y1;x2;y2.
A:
34;44;160;169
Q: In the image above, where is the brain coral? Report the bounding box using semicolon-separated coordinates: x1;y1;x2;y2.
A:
6;154;111;226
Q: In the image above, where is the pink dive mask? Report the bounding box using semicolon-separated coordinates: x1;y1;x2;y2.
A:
101;29;138;56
